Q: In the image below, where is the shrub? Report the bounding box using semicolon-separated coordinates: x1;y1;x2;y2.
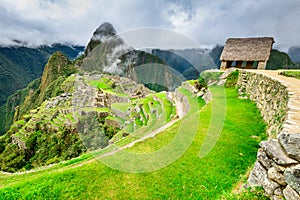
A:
200;71;224;83
225;70;239;88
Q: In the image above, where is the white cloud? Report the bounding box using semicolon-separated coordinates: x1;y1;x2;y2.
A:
164;3;191;28
0;0;300;49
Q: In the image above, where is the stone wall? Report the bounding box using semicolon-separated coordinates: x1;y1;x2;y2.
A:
237;71;289;137
237;70;300;200
257;61;267;70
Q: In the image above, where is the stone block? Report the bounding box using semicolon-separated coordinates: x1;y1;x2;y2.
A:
283;185;300;200
257;148;272;169
248;161;279;196
249;161;267;187
279;132;300;162
260;139;298;165
284;165;300;195
268;167;286;186
274;188;283;197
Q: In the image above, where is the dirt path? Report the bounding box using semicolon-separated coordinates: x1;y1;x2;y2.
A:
246;69;300;133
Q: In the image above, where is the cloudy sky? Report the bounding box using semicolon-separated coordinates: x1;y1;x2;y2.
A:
0;0;299;50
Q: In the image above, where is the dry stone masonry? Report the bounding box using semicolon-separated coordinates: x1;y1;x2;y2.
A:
237;70;300;200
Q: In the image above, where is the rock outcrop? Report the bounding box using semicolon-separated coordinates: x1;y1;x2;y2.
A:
85;22;117;56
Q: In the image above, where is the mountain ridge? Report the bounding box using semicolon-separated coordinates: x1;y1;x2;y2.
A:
0;43;84;106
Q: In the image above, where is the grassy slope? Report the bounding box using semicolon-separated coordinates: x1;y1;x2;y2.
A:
0;87;266;199
279;70;300;80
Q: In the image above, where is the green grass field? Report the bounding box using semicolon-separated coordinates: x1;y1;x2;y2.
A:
0;87;267;199
279;70;300;79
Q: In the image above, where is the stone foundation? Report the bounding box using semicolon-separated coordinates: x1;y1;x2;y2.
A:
257;61;267;70
220;61;227;70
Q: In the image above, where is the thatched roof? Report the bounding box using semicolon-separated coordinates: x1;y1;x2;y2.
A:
220;37;274;61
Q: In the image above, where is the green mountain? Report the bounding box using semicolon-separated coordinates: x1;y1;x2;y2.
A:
288;46;300;64
267;49;299;69
0;44;84;106
209;45;224;68
150;48;217;81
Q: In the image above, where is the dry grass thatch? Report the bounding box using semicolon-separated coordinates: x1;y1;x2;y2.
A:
220;37;274;61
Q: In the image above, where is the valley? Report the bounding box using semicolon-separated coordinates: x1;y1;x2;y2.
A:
1;22;300;199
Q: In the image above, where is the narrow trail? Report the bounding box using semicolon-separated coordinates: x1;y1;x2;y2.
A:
246;70;300;133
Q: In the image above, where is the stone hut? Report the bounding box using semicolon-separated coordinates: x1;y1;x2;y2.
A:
220;37;274;70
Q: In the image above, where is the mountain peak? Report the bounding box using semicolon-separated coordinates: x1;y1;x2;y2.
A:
85;22;118;56
91;22;117;41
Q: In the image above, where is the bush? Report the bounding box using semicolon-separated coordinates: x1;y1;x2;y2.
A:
200;71;224;83
225;70;239;88
46;157;61;165
193;76;207;91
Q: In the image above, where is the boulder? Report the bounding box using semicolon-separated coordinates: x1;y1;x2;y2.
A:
260;139;298;165
274;188;283;197
268;167;286;186
284;165;300;195
279;132;300;162
257;148;272;169
249;161;267;187
248;161;279;196
283;185;300;200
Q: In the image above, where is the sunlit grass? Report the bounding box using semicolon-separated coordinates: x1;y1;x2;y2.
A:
0;87;266;199
279;70;300;80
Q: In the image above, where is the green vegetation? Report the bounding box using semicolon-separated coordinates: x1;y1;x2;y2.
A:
144;83;168;92
150;49;200;80
0;52;79;135
225;70;239;87
0;44;83;106
14;52;77;122
0;78;41;135
0;71;178;172
0;86;266;199
201;71;224;83
95;77;115;92
111;102;130;113
0;106;85;172
221;187;269;199
279;70;300;80
110;91;176;145
267;49;299;70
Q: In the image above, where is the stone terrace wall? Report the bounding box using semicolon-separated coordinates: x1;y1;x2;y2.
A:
237;70;300;200
237;71;289;138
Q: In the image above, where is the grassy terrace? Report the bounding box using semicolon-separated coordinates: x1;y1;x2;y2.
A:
279;70;300;80
0;87;267;199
